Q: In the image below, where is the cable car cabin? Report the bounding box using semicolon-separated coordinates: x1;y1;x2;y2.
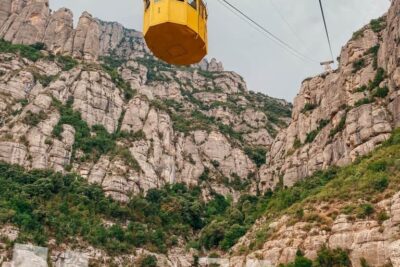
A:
143;0;208;65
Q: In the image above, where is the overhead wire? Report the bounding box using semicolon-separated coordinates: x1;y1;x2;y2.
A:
216;0;319;64
318;0;334;61
268;0;307;50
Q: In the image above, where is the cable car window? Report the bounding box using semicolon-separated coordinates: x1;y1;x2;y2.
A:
199;1;203;18
188;0;197;10
199;0;206;19
145;0;150;10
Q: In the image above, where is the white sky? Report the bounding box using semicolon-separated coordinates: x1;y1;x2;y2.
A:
51;0;390;101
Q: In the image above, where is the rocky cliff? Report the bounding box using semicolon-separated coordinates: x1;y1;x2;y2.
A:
0;0;291;202
258;1;400;191
0;0;399;266
224;1;400;266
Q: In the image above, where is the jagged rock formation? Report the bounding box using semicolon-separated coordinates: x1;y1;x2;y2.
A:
258;1;400;191
230;191;400;267
0;0;399;266
0;0;291;202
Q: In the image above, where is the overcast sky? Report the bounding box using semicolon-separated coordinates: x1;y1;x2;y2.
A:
51;0;390;101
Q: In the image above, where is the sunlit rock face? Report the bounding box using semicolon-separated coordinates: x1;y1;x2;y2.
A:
258;1;400;193
0;0;291;202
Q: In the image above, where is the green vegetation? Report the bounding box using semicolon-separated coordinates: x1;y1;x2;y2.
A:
0;126;399;255
167;108;244;142
32;72;57;87
365;45;380;70
369;68;386;90
170;111;213;134
370;17;386;33
354;85;367;93
352;68;388;103
280;248;351;267
199;193;268;250
354;97;374;107
0;161;234;254
99;55;126;69
239;128;400;251
136;56;175;83
138;255;158;267
198;70;216;79
305;130;319;144
23;111;48;126
245;91;292;129
304;119;330;144
0;39;78;71
293;138;302;149
56;55;78;71
301;103;318;114
356;203;374;219
372;86;389;98
352;58;365;73
218;123;243;142
52;98;143;165
0;39;43;62
244;147;267;167
352;29;364;40
102;64;135;100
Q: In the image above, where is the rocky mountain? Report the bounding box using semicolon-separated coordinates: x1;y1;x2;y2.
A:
0;0;399;266
258;3;400;191
0;0;292;203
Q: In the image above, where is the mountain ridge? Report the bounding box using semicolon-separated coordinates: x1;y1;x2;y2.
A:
0;0;399;266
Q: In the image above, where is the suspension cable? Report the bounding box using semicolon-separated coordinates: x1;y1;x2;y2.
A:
217;0;319;64
318;0;334;61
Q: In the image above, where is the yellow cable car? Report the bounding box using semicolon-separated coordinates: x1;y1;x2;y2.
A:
143;0;208;65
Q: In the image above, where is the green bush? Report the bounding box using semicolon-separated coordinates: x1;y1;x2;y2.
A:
0;39;43;62
304;119;330;144
369;68;386;90
56;55;78;71
244;147;267;167
293;138;302;149
0;160;237;254
365;45;380;70
354;98;374;107
352;59;365;73
372;175;389;192
102;64;135;100
282;247;350;267
329;114;347;138
354;85;367;93
139;255;158;267
218;123;243;141
99;55;126;69
315;247;351;267
301;103;318;113
305;130;318;143
352;30;364;40
220;224;246;250
23;111;48;126
360;258;371;267
32;72;57;87
357;203;374;218
30;43;46;50
370;17;386;33
367;160;387;172
372;87;389;98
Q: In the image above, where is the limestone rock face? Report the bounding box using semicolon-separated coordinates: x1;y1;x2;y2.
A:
0;0;291;202
41;7;74;54
258;1;400;192
232;192;400;267
0;0;145;61
0;0;49;45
